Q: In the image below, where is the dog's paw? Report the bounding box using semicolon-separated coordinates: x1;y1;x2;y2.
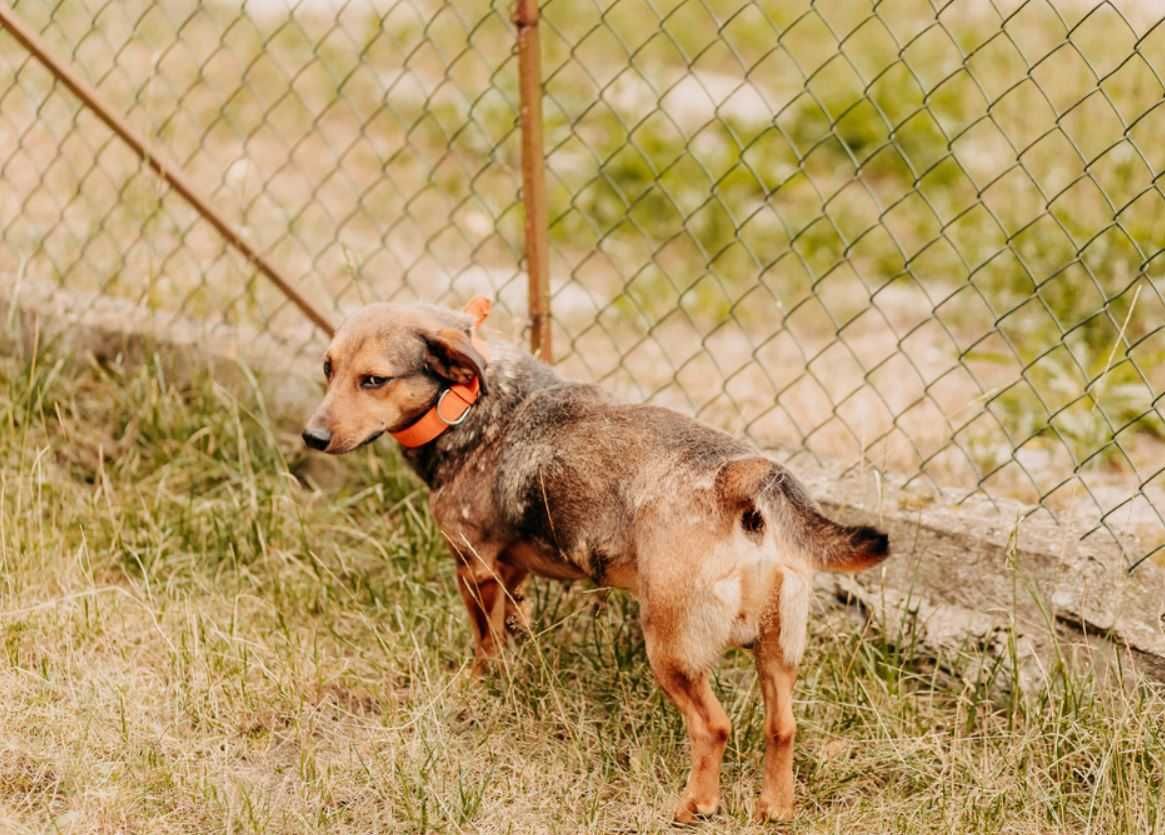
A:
504;609;532;641
673;794;719;824
468;654;499;679
754;795;794;823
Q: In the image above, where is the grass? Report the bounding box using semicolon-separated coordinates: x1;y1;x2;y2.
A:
1;0;1164;819
2;328;1164;833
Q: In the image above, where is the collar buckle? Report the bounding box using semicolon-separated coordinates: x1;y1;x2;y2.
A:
435;387;473;426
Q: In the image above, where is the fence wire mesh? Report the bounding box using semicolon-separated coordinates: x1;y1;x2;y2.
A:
1;0;1163;570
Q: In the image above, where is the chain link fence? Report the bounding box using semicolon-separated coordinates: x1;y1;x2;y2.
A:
1;0;1163;570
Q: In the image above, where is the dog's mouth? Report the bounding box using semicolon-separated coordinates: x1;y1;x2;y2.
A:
355;429;385;449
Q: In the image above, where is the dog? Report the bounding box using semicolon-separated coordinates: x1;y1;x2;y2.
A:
302;297;889;823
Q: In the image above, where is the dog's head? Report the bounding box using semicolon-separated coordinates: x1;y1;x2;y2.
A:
302;303;487;454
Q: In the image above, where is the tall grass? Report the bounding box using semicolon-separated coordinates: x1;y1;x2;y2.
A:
0;331;1162;832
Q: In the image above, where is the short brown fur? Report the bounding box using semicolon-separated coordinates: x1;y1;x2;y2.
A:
304;301;890;823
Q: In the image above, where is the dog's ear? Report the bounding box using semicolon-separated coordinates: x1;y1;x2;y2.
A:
422;328;488;392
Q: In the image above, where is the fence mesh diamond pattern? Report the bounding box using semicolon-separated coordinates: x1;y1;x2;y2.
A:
1;0;1163;569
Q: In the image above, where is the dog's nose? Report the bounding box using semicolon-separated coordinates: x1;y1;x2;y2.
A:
302;427;331;451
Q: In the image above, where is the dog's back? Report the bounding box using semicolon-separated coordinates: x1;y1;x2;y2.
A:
492;382;888;590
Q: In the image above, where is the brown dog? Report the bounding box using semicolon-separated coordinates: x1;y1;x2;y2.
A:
303;299;889;823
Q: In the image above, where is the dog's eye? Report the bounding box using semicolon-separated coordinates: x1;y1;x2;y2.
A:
360;375;390;390
323;359;332;380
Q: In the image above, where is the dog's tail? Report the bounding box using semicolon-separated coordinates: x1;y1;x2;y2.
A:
715;457;889;573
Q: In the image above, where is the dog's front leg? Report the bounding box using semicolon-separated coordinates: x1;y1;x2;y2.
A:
452;546;531;672
455;560;508;674
498;562;530;638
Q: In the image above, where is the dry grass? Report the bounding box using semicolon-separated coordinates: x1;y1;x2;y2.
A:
1;325;1164;833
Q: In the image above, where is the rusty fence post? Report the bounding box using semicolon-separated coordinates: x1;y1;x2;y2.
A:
514;0;552;362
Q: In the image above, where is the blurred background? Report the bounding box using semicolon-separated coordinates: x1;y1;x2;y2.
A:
1;0;1163;569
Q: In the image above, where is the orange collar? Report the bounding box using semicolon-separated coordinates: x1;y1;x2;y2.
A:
390;296;491;449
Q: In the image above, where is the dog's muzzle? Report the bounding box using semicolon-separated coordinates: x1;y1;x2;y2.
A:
302;427;331;451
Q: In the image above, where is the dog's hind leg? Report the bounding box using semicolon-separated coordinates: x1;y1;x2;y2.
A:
644;638;731;823
753;616;799;822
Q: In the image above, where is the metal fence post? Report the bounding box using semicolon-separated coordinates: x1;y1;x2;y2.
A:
514;0;552;362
